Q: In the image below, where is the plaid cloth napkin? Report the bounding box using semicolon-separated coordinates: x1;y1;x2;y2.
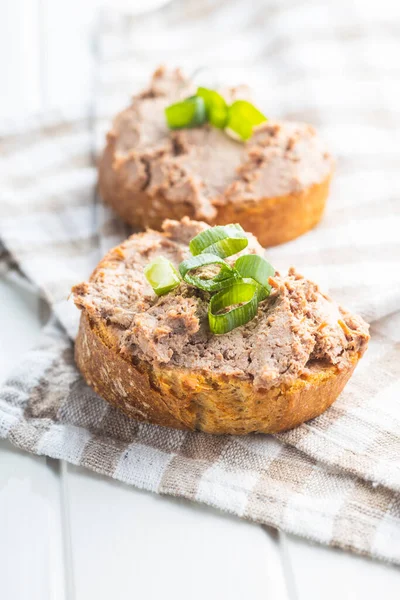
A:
1;0;400;563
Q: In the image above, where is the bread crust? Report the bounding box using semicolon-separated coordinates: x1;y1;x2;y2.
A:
98;138;332;248
75;312;360;435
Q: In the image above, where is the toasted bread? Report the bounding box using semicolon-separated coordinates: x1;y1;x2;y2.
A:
73;220;368;435
76;312;359;434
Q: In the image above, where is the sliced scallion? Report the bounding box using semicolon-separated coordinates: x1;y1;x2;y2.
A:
208;281;259;334
225;100;267;141
179;253;238;292
165;96;207;129
235;254;275;299
197;87;228;129
189;224;248;258
144;257;180;296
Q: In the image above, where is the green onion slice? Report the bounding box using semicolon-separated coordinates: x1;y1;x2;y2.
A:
189;224;248;258
165;96;207;129
197;87;228;129
225;100;268;141
235;254;275;299
208;281;259;334
144;257;180;296
179;253;238;292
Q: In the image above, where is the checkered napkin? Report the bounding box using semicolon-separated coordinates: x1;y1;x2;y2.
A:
1;0;400;563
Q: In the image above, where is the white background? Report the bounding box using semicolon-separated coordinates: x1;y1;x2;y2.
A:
1;1;400;598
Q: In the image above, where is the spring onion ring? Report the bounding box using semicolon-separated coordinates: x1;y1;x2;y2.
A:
197;87;228;129
225;100;267;141
235;254;275;299
165;96;207;129
208;281;259;334
144;257;180;296
179;253;238;291
189;224;248;258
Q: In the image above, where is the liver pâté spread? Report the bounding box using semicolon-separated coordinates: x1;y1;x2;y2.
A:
107;66;333;221
73;218;369;392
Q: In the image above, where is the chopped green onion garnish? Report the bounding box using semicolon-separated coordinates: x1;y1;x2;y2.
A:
197;87;228;129
235;254;275;299
208;281;259;334
144;223;275;335
165;96;207;129
165;85;268;142
179;253;238;292
189;224;248;258
225;100;267;141
144;257;180;296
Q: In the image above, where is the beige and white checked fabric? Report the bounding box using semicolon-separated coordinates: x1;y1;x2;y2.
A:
1;0;400;563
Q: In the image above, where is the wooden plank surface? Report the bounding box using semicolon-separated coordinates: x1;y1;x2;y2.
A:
286;534;400;600
66;464;289;600
0;441;67;600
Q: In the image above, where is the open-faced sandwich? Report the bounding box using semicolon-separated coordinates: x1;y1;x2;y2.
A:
72;218;369;435
99;67;333;248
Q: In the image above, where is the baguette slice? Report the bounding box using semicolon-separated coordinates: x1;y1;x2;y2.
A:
72;219;369;435
98;67;333;248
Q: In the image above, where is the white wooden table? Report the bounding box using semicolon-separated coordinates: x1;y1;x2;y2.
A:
1;2;399;598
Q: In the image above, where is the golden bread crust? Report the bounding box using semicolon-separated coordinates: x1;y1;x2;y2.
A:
75;312;359;435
